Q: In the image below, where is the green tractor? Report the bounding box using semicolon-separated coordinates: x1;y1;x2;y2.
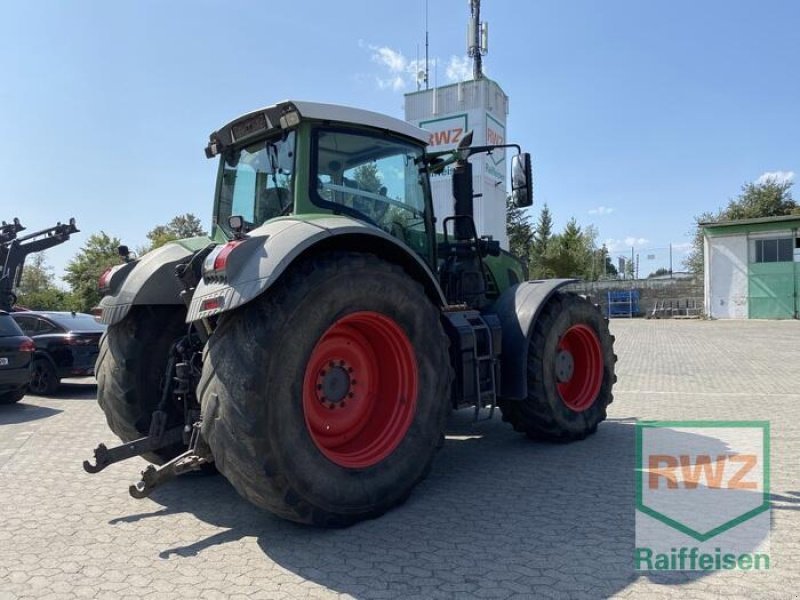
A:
85;100;615;526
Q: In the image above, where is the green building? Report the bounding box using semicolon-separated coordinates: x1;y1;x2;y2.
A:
703;215;800;319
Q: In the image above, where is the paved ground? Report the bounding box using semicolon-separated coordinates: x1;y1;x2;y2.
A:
1;319;799;599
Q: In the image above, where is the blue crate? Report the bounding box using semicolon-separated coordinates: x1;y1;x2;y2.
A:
607;290;640;318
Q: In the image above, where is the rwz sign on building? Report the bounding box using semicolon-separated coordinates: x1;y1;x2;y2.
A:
419;113;469;152
485;112;505;183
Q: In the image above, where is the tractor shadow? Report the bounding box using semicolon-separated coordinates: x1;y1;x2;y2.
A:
131;413;771;598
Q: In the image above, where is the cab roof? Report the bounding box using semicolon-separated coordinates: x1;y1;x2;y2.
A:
206;100;429;157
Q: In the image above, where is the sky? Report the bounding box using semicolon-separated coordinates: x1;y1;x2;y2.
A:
1;0;798;281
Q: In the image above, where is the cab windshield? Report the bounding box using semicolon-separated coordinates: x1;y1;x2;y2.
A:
215;131;295;233
311;128;430;259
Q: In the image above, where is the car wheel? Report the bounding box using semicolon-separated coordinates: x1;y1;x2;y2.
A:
29;358;59;396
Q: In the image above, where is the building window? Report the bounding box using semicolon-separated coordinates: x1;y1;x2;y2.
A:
753;237;793;263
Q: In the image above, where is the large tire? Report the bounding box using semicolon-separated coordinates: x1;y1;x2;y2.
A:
499;292;616;442
96;306;187;463
29;358;59;396
0;387;26;404
199;252;451;526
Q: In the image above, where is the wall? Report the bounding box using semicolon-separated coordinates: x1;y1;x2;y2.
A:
565;276;703;317
706;234;749;319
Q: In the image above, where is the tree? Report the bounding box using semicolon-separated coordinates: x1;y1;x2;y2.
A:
352;162;382;193
145;213;207;251
685;178;799;273
648;267;672;278
506;196;533;270
685;210;716;274
63;232;123;312
623;258;634;280
14;253;74;310
590;243;617;280
725;177;796;220
528;205;602;279
529;203;554;279
604;252;618;277
544;218;596;279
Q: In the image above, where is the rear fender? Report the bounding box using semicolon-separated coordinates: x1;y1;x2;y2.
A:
187;216;445;322
32;350;57;370
98;237;213;325
493;279;577;400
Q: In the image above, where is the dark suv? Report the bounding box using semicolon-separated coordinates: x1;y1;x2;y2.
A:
0;311;35;403
11;311;105;395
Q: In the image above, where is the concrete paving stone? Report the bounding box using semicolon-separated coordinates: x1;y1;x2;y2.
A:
71;585;99;599
0;320;798;599
472;585;515;599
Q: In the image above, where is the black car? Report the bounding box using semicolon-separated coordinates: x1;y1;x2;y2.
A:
0;311;35;403
11;311;106;395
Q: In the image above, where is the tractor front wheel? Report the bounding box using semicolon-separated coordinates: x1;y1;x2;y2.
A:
500;292;616;441
199;252;451;526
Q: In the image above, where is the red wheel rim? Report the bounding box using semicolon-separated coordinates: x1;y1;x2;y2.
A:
555;324;603;412
302;311;418;468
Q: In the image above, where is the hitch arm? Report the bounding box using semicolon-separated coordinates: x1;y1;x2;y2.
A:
129;449;209;499
82;426;183;474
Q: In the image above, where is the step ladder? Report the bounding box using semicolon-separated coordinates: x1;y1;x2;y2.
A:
466;313;498;422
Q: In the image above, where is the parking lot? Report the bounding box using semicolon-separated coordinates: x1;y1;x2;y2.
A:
1;319;799;599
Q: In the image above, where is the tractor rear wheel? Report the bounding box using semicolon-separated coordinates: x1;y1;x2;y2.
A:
499;292;615;441
96;306;187;463
199;252;451;526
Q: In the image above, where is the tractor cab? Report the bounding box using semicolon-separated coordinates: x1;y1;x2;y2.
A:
207;101;436;266
206;100;532;308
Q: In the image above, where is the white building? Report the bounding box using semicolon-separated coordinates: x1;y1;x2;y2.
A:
404;78;509;248
703;215;800;319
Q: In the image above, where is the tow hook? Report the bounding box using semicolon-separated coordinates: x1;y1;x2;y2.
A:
83;410;181;474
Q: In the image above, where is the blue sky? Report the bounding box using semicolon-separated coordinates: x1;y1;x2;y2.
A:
1;0;797;280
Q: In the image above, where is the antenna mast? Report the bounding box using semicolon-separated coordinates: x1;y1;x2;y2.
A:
425;0;430;89
468;0;488;80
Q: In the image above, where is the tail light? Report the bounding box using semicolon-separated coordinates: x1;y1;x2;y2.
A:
203;240;244;283
65;336;95;346
19;338;35;352
98;267;114;290
98;264;125;293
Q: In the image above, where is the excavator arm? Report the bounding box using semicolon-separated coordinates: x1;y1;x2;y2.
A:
0;218;79;311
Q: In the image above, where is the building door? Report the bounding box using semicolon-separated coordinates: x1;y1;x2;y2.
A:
748;236;796;319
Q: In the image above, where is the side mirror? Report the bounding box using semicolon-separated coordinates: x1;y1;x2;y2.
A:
228;215;245;233
511;153;533;208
